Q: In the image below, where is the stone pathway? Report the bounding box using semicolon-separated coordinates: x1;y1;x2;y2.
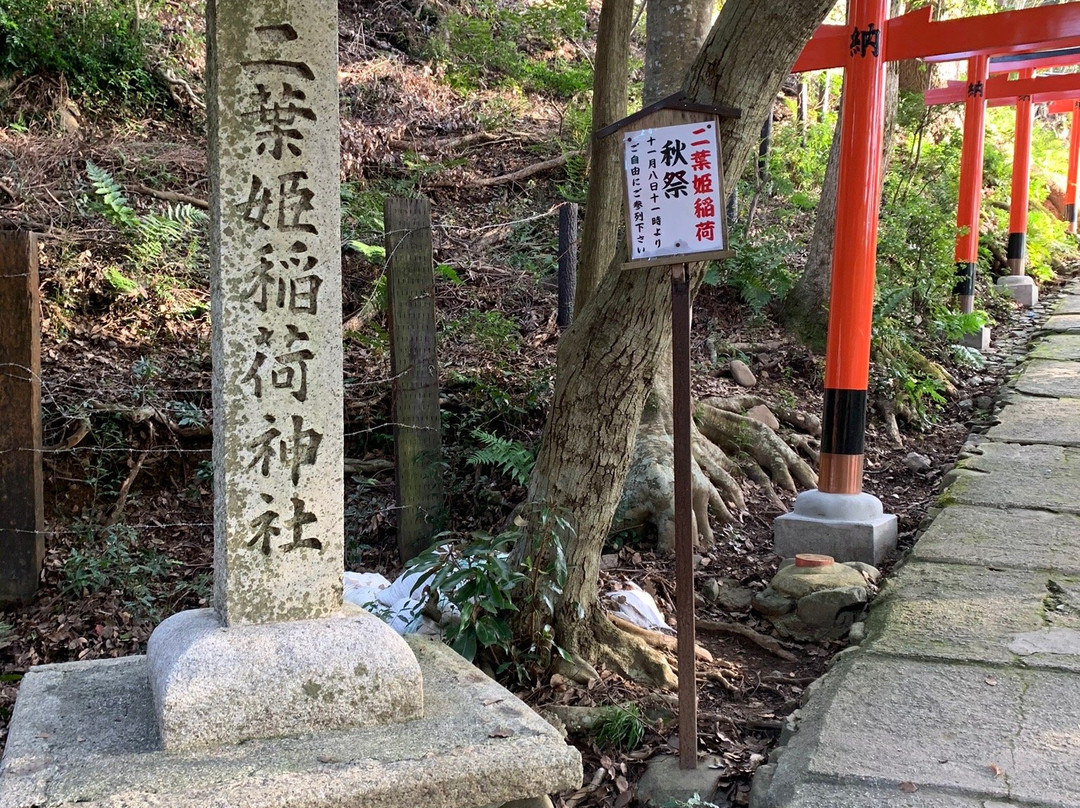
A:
752;282;1080;808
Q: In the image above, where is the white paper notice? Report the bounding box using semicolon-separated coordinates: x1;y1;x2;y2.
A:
623;120;724;261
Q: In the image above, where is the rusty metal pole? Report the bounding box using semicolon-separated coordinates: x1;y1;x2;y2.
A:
671;262;696;771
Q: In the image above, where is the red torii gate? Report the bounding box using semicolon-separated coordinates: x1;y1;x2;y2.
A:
927;65;1080;307
774;1;1080;566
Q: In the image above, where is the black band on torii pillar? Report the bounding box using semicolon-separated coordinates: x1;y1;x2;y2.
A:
1007;232;1026;260
1067;203;1077;227
821;388;868;456
953;262;976;296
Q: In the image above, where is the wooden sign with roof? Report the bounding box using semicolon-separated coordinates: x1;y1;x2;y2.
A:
597;92;741;270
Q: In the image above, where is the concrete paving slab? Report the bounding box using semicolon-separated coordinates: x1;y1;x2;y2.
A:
1053;295;1080;315
762;654;1020;802
752;779;998;808
1041;314;1080;333
911;505;1080;575
0;637;581;808
1010;672;1080;805
941;442;1080;514
863;562;1080;665
1029;334;1080;362
1014;360;1080;398
988;394;1080;446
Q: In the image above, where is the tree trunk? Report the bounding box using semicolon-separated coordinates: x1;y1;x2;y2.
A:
574;0;633;312
516;0;837;688
643;0;715;103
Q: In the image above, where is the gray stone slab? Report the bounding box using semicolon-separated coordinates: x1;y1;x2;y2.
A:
1014;359;1080;398
763;654;1080;808
1053;295;1080;315
0;637;582;808
863;562;1080;666
1030;334;1080;362
750;778;996;808
987;393;1080;446
941;442;1080;514
1042;314;1080;333
912;505;1080;574
1011;671;1080;805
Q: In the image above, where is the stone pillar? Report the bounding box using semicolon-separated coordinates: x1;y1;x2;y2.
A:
145;0;423;752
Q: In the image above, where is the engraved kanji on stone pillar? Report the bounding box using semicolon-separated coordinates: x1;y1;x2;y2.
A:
209;2;343;624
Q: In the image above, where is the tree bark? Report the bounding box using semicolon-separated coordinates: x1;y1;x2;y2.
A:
517;0;837;687
574;0;633;312
643;0;715;104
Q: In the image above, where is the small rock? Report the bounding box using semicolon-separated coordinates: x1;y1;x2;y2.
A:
769;561;867;599
903;452;932;472
729;359;757;387
746;404;780;430
714;578;754;612
752;587;794;617
599;553;620;570
848;621;867;644
958;398;974;411
795;586;867;629
701;578;721;602
842;561;881;584
975;395;994;410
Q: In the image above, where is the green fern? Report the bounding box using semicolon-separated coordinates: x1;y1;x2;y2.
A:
467;429;535;486
86;160;140;230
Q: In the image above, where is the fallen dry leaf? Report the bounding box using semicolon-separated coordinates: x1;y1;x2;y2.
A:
899;782;918;793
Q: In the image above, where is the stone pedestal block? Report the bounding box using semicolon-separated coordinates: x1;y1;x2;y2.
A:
147;608;424;751
997;274;1038;307
960;325;991;352
773;490;897;565
0;637;581;808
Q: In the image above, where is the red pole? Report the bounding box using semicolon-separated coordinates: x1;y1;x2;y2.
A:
1067;100;1080;235
1007;69;1035;275
954;55;989;316
820;0;889;495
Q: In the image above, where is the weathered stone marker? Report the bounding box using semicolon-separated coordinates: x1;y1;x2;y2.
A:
0;0;580;803
0;232;44;604
145;0;423;751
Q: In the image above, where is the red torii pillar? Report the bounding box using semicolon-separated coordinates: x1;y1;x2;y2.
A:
998;68;1039;306
773;0;897;564
779;1;1080;565
1064;99;1080;234
953;55;991;350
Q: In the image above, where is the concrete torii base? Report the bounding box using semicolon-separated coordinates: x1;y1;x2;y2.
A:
960;325;992;352
0;635;581;808
773;490;897;566
997;274;1039;308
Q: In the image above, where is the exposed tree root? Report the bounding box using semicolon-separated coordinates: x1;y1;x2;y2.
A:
616;393;819;553
698;618;798;662
607;613;713;663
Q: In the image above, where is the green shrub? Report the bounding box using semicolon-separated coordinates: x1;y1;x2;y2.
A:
0;0;167;110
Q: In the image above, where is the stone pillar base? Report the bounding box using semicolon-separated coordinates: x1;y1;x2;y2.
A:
773;490;897;565
997;274;1038;307
0;636;581;808
960;325;991;352
147;608;424;751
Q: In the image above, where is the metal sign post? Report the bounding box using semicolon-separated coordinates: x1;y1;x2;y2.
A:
600;94;739;771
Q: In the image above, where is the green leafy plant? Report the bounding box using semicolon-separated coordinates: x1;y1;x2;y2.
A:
61;521;179;619
467;428;535;485
0;0;168;110
404;504;572;681
593;703;646;751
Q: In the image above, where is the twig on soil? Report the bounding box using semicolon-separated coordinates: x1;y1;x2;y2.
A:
103;428;152;527
431;151;583;189
607;613;714;663
130;183;208;210
697;619;798;663
700;668;738;692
